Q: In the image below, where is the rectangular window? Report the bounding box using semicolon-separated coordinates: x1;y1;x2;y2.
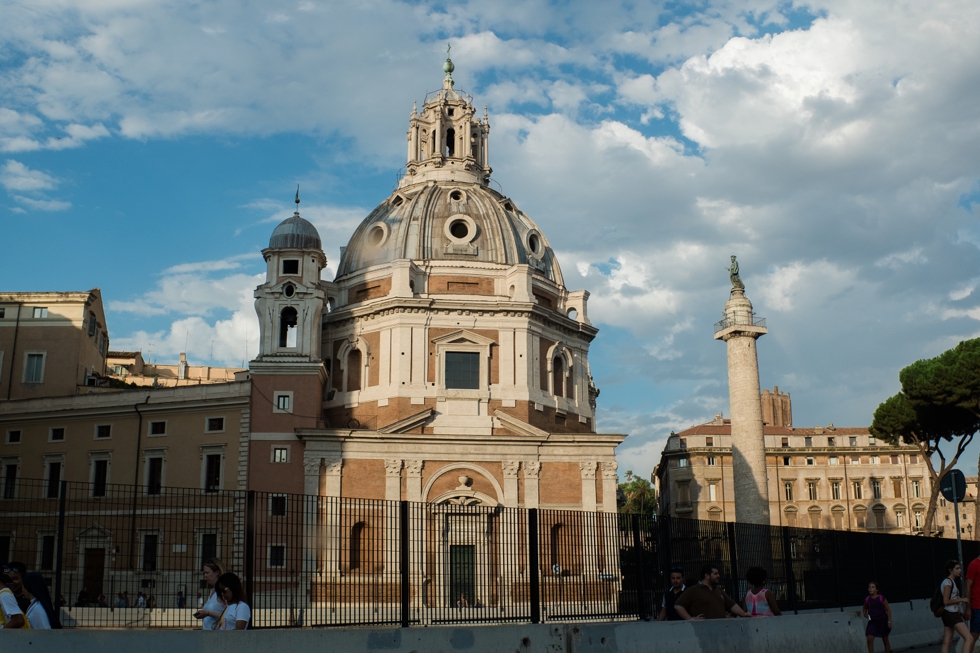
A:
851;455;860;464
273;447;288;463
204;454;221;492
96;424;111;439
679;438;687;449
49;427;65;442
33;307;48;319
853;481;863;500
206;417;225;432
444;351;480;390
678;458;688;468
806;457;815;466
25;354;44;383
707;456;716;466
911;455;918;464
268;545;286;568
871;455;880;465
804;437;813;447
46;462;61;498
869;436;876;445
708;484;717;501
6;430;21;444
832;482;841;500
808;482;818;501
781;437;789;448
147;458;163;495
270;495;287;516
0;308;4;318
88;312;96;336
782;456;791;466
199;533;218;568
872;480;882;499
149;421;166;435
827;437;836;447
39;535;55;571
914;511;923;528
784;482;793;501
142;534;158;572
829;456;839;466
93;459;109;497
704;437;713;447
893;480;903;498
849;437;857;447
281;259;300;275
276;394;290;411
3;464;17;499
912;480;921;498
890;455;899;465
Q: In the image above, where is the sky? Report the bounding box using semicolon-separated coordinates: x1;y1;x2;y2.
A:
2;0;980;481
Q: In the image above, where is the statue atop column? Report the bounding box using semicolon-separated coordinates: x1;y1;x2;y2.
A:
727;255;745;291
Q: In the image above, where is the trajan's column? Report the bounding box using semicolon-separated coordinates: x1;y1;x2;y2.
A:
713;256;770;524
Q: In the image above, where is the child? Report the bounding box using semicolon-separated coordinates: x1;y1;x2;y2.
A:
743;567;781;617
863;581;892;653
214;573;250;630
0;572;27;629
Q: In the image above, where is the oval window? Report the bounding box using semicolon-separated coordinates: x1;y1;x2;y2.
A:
368;225;385;246
284;284;295;298
528;233;540;255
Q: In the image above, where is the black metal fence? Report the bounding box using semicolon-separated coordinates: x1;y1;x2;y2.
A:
1;478;974;629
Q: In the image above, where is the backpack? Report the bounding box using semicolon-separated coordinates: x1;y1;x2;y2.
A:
931;581;947;618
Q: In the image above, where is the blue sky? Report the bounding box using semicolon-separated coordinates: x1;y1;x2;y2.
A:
3;0;980;480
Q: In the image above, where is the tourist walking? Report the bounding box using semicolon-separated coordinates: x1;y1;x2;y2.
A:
673;564;750;620
657;566;687;621
214;573;250;630
743;567;781;617
965;553;980;644
863;581;892;653
22;572;61;629
0;570;26;629
939;560;972;653
192;558;226;630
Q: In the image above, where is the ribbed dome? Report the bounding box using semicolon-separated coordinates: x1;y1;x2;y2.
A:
269;213;322;250
336;182;563;287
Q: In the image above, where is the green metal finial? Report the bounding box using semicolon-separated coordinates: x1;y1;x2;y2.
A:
443;43;455;86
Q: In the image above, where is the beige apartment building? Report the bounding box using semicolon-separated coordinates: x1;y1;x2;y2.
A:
106;351;244;388
0;290;110;400
654;391;973;537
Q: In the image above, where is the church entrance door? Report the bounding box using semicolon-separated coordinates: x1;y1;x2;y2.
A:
449;545;476;608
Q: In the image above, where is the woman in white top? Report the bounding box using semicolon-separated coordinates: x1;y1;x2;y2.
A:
192;558;226;630
215;573;250;630
22;572;60;629
940;559;972;653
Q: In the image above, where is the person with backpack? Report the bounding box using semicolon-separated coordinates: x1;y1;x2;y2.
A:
863;581;892;653
938;560;972;653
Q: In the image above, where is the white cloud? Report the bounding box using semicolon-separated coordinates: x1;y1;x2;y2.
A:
0;160;57;192
12;195;71;211
875;247;927;269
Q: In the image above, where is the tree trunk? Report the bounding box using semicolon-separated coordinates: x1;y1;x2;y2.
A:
919;441;958;536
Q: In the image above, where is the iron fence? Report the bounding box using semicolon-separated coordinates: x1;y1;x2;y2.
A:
0;478;974;628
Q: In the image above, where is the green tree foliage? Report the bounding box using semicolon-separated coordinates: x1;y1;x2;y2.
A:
619;470;657;517
871;339;980;534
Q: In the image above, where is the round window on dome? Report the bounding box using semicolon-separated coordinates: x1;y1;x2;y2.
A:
366;223;388;248
450;220;469;240
526;231;543;258
284;284;295;298
444;214;477;244
450;190;463;202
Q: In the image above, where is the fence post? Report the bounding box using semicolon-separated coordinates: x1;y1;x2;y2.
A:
400;501;410;628
726;522;739;599
781;526;798;614
831;530;843;612
528;508;541;624
244;491;256;606
53;480;67;610
631;514;649;620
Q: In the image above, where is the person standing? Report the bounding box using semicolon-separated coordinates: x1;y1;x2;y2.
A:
0;571;26;629
862;581;891;653
2;563;29;613
940;560;972;653
743;567;781;617
673;565;750;620
177;591;187;609
657;567;687;621
965;554;980;644
215;573;251;630
192;558;226;630
22;572;60;629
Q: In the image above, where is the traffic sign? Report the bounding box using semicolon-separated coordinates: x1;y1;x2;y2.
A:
941;469;967;503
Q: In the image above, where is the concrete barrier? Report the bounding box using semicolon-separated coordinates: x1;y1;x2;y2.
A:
8;611;872;653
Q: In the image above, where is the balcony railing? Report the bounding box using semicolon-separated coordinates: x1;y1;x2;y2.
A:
714;314;766;333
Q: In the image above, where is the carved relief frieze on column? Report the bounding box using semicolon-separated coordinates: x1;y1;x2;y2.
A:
600;461;619;513
303;455;322;496
384;459;403;501
580;460;598;511
502;461;520;507
322;458;343;498
524;460;541;509
405;460;424;502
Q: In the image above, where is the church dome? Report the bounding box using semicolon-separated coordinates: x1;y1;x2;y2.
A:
335;182;564;286
269;214;322;250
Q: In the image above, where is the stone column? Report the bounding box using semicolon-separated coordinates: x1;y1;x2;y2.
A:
580;461;599;576
501;461;521;606
302;456;322;578
405;460;423;502
524;461;540;509
599;461;620;584
384;459;402;580
322;459;343;579
714;286;770;525
502;461;520;507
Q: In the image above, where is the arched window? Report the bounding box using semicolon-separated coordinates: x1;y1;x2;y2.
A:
445;128;455;157
279;307;298;348
347;349;362;392
349;522;365;571
552;357;564;398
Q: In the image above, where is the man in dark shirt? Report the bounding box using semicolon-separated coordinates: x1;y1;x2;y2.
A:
657;567;687;621
674;564;749;620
